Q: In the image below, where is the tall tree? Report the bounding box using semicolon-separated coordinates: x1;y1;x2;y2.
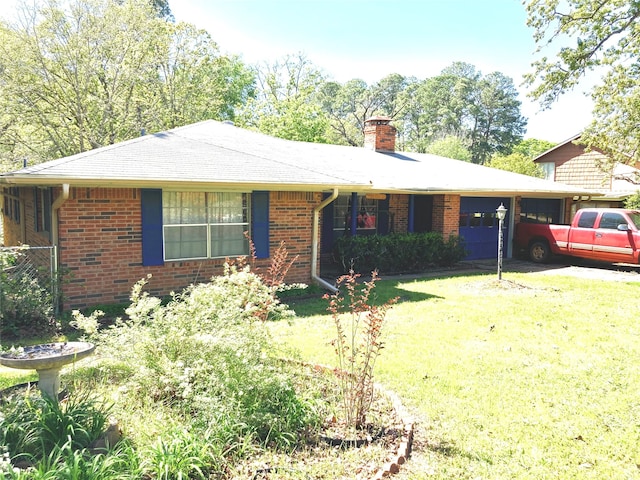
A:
524;0;640;169
0;0;254;164
319;74;410;147
512;138;556;159
155;22;254;128
400;63;526;162
486;152;545;177
468;72;527;164
238;53;329;142
485;138;554;178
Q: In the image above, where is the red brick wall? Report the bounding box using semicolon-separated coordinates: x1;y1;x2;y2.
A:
363;121;397;152
432;194;460;237
57;188;320;311
389;194;409;233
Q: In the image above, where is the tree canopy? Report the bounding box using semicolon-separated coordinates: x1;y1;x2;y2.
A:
524;0;640;169
0;0;254;166
485;138;555;177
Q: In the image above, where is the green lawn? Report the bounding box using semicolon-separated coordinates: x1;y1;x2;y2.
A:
269;271;640;479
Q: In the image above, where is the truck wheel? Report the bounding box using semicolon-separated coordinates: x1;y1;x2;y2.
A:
529;241;550;263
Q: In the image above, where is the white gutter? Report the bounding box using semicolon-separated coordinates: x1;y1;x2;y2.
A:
311;188;339;293
51;183;70;247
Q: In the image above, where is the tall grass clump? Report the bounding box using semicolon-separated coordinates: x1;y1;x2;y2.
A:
0;389;139;478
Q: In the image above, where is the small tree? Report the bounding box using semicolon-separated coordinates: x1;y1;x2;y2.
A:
425;135;472;162
325;271;397;429
486;152;545;178
624;191;640;209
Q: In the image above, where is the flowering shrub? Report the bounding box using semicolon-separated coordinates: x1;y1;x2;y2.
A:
74;261;314;460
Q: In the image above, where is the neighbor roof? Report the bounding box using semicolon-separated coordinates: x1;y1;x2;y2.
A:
0;120;595;197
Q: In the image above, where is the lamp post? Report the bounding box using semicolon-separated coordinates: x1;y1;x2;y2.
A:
496;203;507;281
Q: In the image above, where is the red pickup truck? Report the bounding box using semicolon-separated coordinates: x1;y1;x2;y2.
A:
514;208;640;264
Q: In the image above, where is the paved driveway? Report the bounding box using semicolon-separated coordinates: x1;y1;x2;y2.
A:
468;258;640;283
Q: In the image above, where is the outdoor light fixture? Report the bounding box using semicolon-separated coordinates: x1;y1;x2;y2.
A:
496;203;507;281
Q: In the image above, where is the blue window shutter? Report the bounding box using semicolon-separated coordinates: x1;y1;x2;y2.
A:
408;194;415;233
378;195;391;235
141;189;164;266
252;191;269;259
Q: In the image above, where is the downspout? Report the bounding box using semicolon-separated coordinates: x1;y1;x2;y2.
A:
51;184;70;248
50;184;69;315
312;188;339;293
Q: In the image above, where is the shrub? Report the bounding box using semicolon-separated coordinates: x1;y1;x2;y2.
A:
624;191;640;209
72;262;318;475
333;232;466;274
0;248;56;337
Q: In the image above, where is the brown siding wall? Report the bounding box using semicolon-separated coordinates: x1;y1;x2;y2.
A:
2;187;52;247
539;142;610;192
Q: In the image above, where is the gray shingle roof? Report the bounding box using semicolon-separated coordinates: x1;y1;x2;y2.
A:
0;120;595;197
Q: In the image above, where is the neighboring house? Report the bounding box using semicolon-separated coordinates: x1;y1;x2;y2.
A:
0;118;594;310
534;135;640;218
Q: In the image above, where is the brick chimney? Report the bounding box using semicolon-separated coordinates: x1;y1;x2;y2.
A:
363;116;397;152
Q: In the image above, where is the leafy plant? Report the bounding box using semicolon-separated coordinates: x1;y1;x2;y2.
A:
0;248;56;337
624;191;640;209
71;257;318;475
142;429;213;480
333;231;465;274
0;390;110;462
325;271;397;429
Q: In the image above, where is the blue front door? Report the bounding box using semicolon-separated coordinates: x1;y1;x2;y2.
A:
459;197;510;260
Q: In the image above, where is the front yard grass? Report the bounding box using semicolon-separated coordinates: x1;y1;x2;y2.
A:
269;272;640;479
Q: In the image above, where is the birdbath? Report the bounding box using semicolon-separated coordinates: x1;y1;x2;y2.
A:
0;342;95;400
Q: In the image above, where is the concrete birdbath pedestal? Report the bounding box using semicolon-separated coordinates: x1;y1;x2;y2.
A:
0;342;95;400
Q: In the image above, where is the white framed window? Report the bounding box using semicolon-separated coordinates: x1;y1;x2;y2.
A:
539;162;555;181
162;191;249;260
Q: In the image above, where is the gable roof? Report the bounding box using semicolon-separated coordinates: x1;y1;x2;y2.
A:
533;134;582;162
0;120;595;197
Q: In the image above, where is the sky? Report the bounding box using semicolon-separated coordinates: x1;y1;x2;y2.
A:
168;0;595;143
0;0;597;143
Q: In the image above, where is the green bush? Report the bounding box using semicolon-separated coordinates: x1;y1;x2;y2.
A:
624;191;640;209
333;232;466;274
0;248;56;337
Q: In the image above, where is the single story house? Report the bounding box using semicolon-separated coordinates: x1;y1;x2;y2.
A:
534;134;640;217
1;118;594;310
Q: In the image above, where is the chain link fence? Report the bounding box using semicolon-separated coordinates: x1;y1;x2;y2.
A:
0;246;59;336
